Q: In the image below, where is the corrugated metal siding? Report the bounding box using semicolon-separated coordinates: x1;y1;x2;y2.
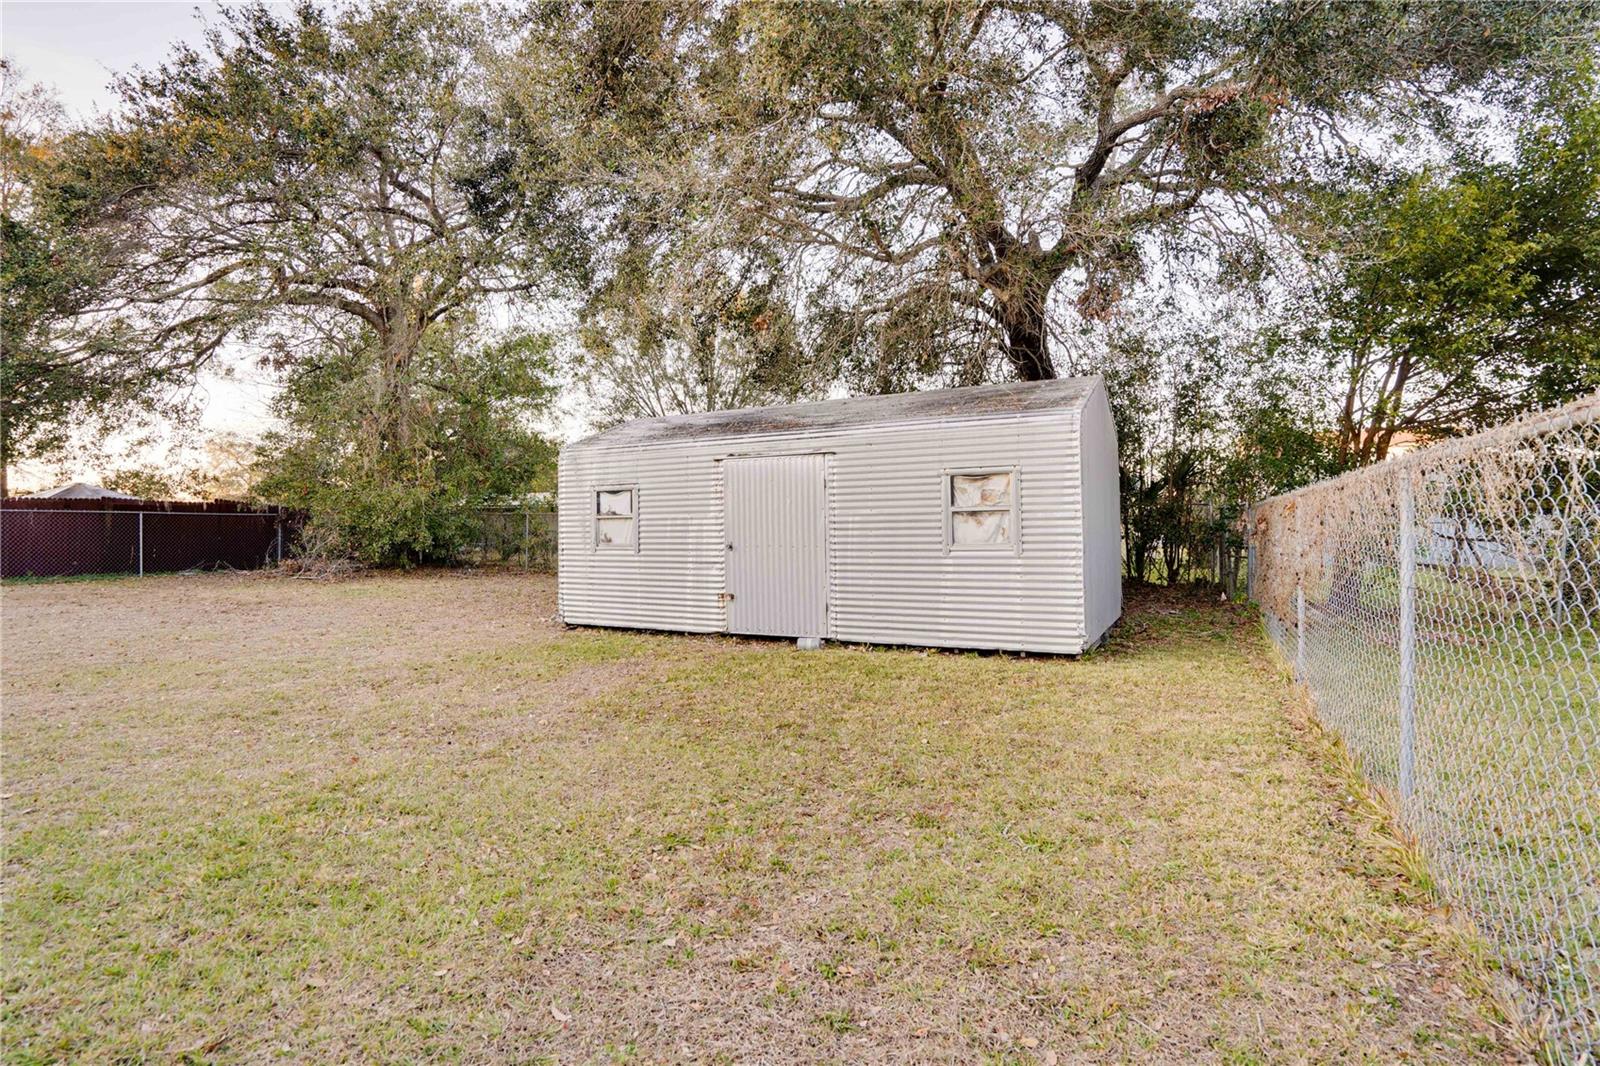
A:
826;414;1084;653
557;446;726;633
558;407;1094;653
1078;382;1124;646
724;454;827;637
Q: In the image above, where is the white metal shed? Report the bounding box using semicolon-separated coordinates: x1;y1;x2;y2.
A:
557;376;1122;654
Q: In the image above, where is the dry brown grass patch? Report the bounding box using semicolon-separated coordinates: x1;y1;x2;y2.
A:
2;572;1515;1064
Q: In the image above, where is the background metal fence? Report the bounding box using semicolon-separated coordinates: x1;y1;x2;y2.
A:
457;508;557;571
1;500;295;579
1246;393;1599;1059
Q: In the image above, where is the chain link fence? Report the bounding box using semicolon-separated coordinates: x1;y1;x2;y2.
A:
1245;393;1599;1059
456;508;557;571
1;504;293;579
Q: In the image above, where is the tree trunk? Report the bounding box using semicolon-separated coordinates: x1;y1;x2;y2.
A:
375;310;423;454
997;280;1056;381
1162;535;1182;586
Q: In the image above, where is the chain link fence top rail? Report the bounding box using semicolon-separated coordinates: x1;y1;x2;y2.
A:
1246;393;1600;1059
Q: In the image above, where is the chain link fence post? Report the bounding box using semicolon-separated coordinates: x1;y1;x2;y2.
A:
1397;470;1417;803
1295;585;1304;680
137;512;145;577
1294;500;1306;681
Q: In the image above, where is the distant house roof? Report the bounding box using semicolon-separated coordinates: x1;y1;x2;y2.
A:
1382;432;1427;458
22;482;141;500
570;377;1102;450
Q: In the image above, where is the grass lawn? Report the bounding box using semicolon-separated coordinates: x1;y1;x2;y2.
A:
2;572;1511;1064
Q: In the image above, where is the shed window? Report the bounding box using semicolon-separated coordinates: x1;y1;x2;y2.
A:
946;471;1017;551
594;488;636;549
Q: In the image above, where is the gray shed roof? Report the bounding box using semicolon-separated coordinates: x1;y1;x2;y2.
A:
571;376;1101;450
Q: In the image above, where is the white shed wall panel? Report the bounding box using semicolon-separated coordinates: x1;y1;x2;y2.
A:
1077;387;1124;647
557;446;726;633
559;407;1094;653
826;414;1085;653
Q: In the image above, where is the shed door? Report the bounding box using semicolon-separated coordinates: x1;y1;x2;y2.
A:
723;454;827;638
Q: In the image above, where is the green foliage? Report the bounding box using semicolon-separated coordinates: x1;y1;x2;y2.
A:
575;241;825;424
0;208;100;466
102;468;180;501
534;0;1592;386
1101;66;1600;587
254;327;558;566
1219;382;1345;504
6;2;571;516
1297;71;1600;463
1105;310;1343;586
0;62;204;493
10;1;1599;575
99;433;263;502
1105;328;1222;585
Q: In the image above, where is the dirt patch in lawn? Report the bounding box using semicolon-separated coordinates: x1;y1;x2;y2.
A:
3;572;1510;1064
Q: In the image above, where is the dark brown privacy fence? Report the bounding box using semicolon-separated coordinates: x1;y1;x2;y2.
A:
0;499;300;579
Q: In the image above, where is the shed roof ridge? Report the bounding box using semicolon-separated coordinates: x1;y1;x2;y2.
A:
568;376;1100;450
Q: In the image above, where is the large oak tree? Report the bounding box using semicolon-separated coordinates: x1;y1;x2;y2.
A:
51;0;571;455
564;0;1590;384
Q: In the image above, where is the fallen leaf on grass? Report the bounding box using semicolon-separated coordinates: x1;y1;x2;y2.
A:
177;1030;234;1055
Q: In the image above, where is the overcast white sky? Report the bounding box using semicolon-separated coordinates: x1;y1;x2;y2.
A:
3;1;216;119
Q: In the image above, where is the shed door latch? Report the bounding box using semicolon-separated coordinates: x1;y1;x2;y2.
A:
718;591;735;603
